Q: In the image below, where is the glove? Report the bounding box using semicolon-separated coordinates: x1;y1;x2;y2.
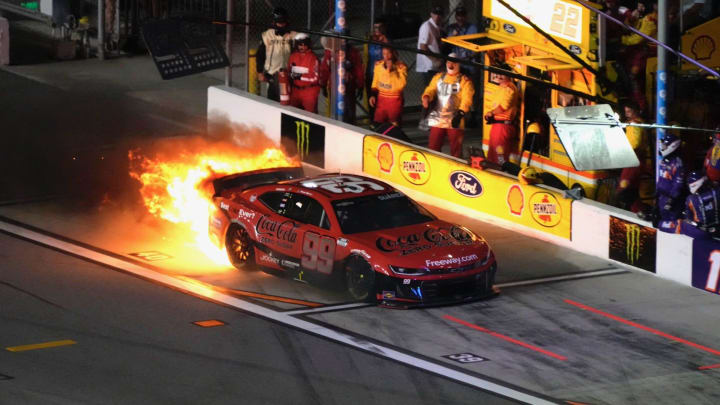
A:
451;110;465;129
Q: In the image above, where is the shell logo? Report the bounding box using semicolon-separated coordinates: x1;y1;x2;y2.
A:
506;184;524;216
529;192;562;227
691;35;715;61
377;142;394;173
399;150;430;185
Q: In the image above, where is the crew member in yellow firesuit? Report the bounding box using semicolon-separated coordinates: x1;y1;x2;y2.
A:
619;0;657;113
369;46;408;127
421;54;474;158
484;63;520;165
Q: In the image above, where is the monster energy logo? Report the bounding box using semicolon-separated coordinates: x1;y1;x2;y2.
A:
625;224;641;264
295;121;310;159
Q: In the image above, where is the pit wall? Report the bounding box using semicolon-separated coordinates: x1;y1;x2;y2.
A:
207;85;718;297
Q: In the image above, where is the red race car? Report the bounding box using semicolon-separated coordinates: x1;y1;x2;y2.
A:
209;168;498;307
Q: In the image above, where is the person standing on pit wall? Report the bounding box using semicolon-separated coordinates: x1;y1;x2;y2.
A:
704;132;720;184
288;33;321;114
614;102;652;212
366;18;389;118
618;0;657;113
417;6;445;84
369;46;408;127
256;7;295;102
421;54;474;158
654;133;686;233
319;36;365;125
678;171;720;239
484;63;520;166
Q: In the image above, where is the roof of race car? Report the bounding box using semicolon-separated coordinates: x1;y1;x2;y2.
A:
279;173;396;200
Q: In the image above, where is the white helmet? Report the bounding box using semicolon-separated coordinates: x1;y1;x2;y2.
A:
659;134;681;158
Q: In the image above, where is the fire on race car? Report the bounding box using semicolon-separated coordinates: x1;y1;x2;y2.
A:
208;167;498;307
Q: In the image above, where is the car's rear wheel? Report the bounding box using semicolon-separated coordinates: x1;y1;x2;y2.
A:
226;224;255;270
345;255;375;302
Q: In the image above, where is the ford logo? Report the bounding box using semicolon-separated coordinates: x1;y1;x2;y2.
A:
569;45;582;55
503;23;516;34
450;171;483;197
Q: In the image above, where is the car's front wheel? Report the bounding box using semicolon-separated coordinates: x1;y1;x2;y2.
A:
345;255;376;302
226;224;255;270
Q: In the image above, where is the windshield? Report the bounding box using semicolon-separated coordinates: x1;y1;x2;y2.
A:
332;192;436;234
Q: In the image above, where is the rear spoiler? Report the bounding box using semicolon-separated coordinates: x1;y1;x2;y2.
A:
212;167;305;196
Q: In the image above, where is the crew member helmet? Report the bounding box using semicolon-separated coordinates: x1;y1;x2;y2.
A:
294;32;311;47
659;134;681;157
272;7;289;24
688;171;707;194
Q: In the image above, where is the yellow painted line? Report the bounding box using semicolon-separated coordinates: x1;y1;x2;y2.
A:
6;340;77;352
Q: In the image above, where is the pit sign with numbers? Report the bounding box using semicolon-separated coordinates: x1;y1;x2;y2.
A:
692;238;720;294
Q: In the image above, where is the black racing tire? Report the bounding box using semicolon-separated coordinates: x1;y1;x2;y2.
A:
345;255;376;302
226;224;255;270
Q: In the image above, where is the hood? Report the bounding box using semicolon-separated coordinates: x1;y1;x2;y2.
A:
351;221;489;270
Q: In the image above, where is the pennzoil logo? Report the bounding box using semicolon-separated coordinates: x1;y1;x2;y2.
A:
399;150;430;185
377;142;394;173
529;192;561;227
625;223;641;264
295;121;310;159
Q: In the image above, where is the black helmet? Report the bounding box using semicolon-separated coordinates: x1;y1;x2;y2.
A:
272;7;289;24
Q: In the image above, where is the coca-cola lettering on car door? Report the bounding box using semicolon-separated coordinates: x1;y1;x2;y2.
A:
258;190;336;273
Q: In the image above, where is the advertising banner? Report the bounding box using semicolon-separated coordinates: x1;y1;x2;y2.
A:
691;238;720;294
363;136;572;239
608;216;656;272
281;113;325;168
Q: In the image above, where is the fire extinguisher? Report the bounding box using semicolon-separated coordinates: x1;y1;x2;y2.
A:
278;68;290;105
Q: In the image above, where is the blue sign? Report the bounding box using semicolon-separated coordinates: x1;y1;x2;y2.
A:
449;171;483;197
691;237;720;294
503;24;516;34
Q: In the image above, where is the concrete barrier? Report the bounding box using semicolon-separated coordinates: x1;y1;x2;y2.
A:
206;85;711;298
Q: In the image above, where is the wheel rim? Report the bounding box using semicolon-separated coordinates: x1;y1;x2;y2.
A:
228;226;251;265
347;260;372;300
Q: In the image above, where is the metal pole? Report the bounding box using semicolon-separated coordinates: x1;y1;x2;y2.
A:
308;0;312;30
657;0;667;183
245;0;250;91
370;0;375;34
334;0;347;121
225;0;234;87
98;0;105;60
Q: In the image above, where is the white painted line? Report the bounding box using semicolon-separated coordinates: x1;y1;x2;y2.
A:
0;219;554;405
497;268;627;289
284;302;370;315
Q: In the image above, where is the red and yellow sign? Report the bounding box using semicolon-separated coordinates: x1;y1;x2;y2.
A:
363;135;572;239
399;150;431;185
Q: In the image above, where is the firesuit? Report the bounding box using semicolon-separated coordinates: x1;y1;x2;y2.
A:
679;175;720;240
704;136;720;183
371;59;407;125
257;28;294;102
486;79;519;165
288;48;320;113
656;154;686;232
319;45;364;124
422;71;475;158
619;7;657;112
616;119;652;212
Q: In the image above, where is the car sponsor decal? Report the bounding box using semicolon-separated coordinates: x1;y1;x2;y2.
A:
376;226;473;256
219;202;230;211
237;208;256;221
529;192;561;227
449;171;483;197
382;291;396;299
211;217;223;229
425;254;478;268
403;278;411;285
258;253;280;266
255;215;298;249
608;216;656;273
399;150;430;185
302;175;385;194
337;238;348;247
506;184;524;217
280;113;326;168
377;142;394;173
301;232;336;274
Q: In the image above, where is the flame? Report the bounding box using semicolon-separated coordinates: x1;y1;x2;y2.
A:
129;130;299;266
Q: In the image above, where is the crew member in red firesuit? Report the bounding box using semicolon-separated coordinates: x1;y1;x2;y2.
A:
288;33;321;113
319;36;365;125
616;102;652;212
421;54;475;158
484;63;519;165
256;7;295;102
678;171;720;239
369;46;407;127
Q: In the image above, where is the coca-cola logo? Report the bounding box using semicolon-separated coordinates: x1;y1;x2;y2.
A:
449;171;483;197
256;215;298;243
376;226;473;253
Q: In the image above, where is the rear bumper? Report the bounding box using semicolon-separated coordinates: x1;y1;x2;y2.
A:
375;262;498;308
